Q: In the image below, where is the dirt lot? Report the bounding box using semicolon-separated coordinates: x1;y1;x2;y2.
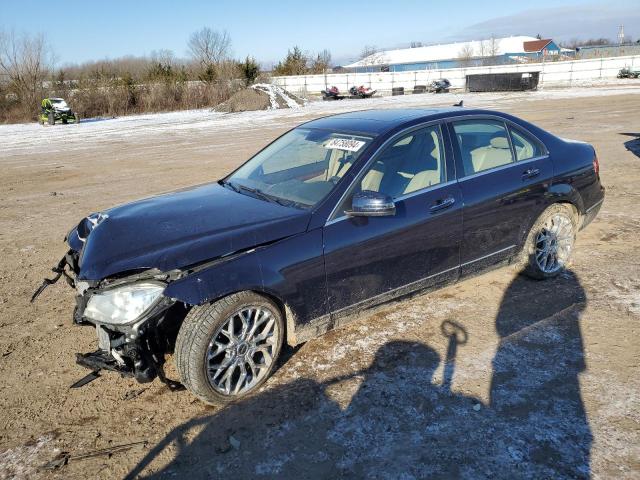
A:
0;88;639;479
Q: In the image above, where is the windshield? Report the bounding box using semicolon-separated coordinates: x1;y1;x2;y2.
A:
52;99;68;108
225;128;373;208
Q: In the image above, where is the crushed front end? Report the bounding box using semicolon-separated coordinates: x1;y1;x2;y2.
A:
33;217;187;390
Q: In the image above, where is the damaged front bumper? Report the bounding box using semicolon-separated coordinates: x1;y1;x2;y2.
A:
33;250;186;390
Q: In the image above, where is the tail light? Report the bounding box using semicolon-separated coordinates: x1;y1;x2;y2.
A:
593;152;600;176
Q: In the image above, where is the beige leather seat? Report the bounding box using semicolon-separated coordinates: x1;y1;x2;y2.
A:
361;130;443;194
470;136;513;172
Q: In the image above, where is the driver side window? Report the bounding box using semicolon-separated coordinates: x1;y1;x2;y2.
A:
334;124;446;217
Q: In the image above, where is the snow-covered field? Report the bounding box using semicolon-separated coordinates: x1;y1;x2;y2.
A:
2;84;639;158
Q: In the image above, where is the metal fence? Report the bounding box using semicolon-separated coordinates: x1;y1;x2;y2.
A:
272;54;640;95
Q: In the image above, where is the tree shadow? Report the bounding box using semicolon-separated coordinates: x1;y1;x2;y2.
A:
620;132;640;158
127;269;591;479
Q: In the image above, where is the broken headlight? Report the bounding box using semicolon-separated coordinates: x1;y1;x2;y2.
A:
84;282;165;325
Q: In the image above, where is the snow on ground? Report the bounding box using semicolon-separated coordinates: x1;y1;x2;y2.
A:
252;83;305;109
1;84;639;158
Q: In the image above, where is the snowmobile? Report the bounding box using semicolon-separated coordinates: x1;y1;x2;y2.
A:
321;86;344;100
617;67;640;79
348;85;377;98
39;97;80;125
428;79;451;93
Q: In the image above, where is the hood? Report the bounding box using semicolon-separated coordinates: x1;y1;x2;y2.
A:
68;183;311;280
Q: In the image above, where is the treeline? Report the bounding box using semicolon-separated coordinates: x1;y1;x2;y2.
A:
0;28;264;123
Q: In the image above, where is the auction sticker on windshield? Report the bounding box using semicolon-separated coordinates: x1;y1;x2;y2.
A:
324;138;366;152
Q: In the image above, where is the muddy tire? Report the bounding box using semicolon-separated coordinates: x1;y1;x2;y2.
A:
516;204;578;280
175;291;284;406
47;112;55;125
74;113;80;124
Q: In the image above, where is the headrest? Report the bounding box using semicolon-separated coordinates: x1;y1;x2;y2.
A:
490;136;510;149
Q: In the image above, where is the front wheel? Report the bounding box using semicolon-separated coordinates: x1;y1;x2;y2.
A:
175;291;284;406
517;204;577;279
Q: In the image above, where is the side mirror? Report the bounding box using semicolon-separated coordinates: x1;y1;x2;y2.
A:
345;190;396;217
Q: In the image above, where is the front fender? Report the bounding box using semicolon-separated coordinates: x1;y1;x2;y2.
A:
163;229;329;340
164;250;266;306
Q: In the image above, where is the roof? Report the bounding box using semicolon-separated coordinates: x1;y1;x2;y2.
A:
523;39;553;52
302;108;489;135
346;36;540;68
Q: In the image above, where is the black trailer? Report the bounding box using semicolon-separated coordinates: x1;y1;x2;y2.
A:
466;72;539;92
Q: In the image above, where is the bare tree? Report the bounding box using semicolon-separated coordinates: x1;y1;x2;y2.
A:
360;45;378;62
310;49;332;73
0;29;54;118
187;27;231;67
487;36;500;57
478;36;500;65
458;44;475;67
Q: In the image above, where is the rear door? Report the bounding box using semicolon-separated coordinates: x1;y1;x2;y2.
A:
322;123;462;317
448;117;553;274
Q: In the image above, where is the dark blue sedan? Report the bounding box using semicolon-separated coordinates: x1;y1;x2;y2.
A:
38;107;604;404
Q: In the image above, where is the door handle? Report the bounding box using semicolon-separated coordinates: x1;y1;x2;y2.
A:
430;196;455;213
522;168;540;180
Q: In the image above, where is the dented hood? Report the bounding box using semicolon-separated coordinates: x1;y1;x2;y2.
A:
68;183;311;280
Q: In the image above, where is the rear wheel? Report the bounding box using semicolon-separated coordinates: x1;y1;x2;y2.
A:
74;113;80;124
175;291;284;406
517;204;577;279
47;112;55;125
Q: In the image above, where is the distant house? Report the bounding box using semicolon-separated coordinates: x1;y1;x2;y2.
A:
346;36;573;73
523;38;561;55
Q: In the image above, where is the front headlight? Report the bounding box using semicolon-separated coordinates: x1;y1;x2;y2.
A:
84;282;165;325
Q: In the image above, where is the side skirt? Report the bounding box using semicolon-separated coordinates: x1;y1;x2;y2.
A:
292;266;459;345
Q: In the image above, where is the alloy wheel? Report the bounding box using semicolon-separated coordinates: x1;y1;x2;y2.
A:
205;306;279;396
534;213;574;274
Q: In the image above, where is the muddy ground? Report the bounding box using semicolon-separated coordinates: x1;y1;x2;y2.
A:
0;89;639;479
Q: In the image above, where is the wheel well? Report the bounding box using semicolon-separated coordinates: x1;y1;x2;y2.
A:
247;290;295;346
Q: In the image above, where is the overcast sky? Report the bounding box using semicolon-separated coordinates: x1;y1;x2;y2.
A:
1;0;638;67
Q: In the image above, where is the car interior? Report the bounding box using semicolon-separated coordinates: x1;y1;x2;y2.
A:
358;128;444;198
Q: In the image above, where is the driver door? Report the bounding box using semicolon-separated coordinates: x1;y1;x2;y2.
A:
322;123;463;317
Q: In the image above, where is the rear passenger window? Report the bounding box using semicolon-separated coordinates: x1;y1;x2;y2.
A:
453;120;514;176
509;127;544;161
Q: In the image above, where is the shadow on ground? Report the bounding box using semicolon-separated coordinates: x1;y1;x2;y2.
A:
127;270;591;479
621;132;640;158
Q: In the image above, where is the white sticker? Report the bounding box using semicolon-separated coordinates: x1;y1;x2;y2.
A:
324;138;366;152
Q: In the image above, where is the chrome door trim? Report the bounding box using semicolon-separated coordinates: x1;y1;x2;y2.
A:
457;155;549;182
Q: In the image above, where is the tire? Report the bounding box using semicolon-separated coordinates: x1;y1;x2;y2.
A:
62;117;68;124
516;204;578;280
74;113;80;124
175;291;284;406
47;112;55;125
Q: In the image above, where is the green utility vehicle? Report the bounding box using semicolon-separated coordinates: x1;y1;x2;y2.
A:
39;98;79;125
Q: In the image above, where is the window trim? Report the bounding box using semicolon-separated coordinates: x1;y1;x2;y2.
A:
508;124;546;162
325;120;448;224
450;118;517;178
446;114;549;181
